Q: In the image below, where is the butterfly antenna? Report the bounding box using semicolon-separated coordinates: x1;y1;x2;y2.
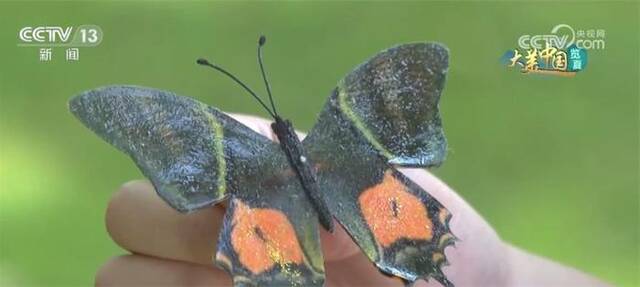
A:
196;58;276;119
257;35;278;117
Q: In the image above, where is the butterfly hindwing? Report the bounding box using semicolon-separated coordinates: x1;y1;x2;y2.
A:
216;198;324;287
216;138;324;287
304;42;454;286
70;86;325;286
215;173;325;286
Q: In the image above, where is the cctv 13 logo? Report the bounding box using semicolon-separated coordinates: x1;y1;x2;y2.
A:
18;25;102;47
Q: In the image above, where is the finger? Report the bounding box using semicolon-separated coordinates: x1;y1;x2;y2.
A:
328;250;452;287
227;114;278;140
506;244;610;287
228;113;307;140
319;221;362;262
106;180;225;265
326;252;406;287
96;254;231;286
107;179;358;264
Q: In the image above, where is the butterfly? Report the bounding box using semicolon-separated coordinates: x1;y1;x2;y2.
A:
69;36;456;287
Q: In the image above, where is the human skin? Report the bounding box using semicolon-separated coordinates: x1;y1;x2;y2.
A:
96;115;610;287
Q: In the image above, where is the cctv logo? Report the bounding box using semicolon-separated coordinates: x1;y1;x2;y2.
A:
518;24;574;50
17;25;102;47
19;27;73;43
517;24;605;51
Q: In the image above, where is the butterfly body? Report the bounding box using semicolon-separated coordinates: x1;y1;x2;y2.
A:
70;42;455;287
271;116;334;232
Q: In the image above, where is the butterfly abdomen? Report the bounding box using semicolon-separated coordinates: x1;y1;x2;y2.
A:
271;116;334;232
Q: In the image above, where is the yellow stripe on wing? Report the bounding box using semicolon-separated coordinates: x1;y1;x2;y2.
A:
201;104;227;195
336;83;393;160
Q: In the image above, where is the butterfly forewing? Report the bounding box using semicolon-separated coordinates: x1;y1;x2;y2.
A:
70;86;236;211
335;43;449;167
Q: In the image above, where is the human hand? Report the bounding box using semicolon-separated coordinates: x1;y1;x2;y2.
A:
96;115;609;287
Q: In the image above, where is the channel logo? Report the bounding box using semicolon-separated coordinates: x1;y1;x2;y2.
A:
17;25;102;47
517;24;605;50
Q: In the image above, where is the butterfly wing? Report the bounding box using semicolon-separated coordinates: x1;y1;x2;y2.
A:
215;149;325;286
304;43;455;286
70;85;267;212
70;86;324;286
330;42;448;168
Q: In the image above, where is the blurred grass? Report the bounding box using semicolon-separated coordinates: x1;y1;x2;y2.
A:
0;1;638;286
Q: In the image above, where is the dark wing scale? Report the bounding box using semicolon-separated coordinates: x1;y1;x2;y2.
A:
69;86;324;286
304;43;455;286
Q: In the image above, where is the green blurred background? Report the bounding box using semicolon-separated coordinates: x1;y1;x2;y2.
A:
0;1;638;286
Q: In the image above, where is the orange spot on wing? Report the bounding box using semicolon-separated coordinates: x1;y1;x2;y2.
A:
230;200;304;274
359;171;433;247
